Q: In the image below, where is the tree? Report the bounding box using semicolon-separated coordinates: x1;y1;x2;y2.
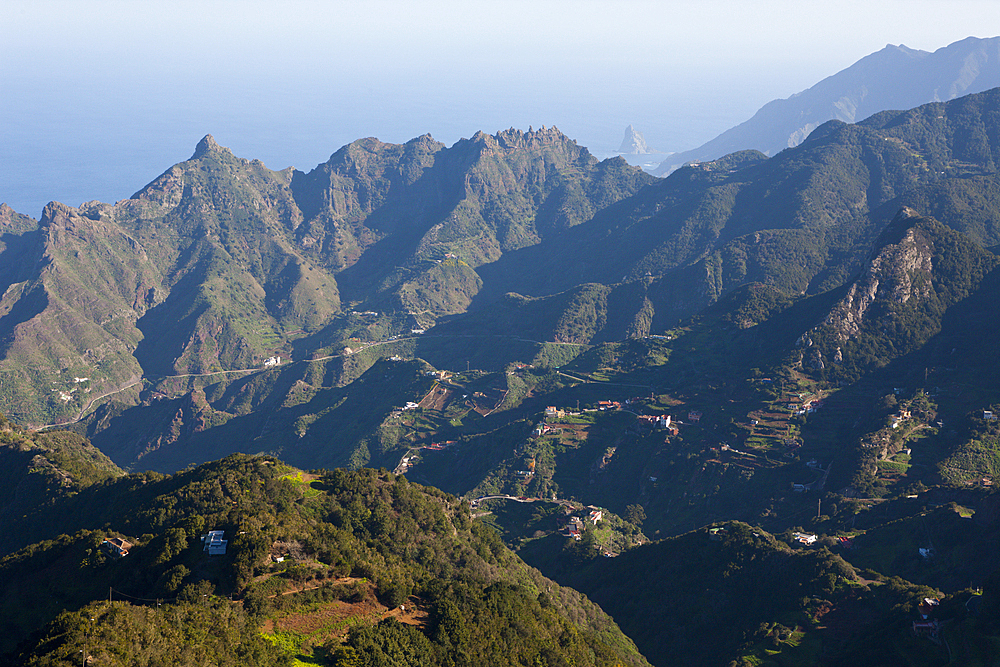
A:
625;504;646;527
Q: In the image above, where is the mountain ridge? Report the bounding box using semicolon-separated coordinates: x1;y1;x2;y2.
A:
654;35;1000;174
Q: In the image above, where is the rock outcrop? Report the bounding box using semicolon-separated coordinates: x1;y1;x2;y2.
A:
618;124;652;154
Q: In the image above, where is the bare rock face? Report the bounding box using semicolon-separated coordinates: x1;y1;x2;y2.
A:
618;125;652;154
821;207;933;342
796;205;998;377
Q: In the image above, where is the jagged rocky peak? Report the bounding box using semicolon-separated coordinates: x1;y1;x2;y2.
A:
472;126;576;153
0;202;38;231
39;201;78;227
191;133;232;159
619;124;652;154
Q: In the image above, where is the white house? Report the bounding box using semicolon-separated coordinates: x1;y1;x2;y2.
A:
202;530;228;556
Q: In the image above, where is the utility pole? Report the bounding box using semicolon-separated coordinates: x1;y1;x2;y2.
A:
817;498;821;519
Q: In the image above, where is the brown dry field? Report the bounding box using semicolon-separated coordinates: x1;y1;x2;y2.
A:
419;384;453;411
262;585;429;653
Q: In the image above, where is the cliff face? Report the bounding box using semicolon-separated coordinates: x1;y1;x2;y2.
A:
805;206;999;379
822;207;934;341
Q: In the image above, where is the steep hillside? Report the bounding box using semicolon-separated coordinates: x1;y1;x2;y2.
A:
80;357;438;473
805;207;999;381
563;521;991;667
0;202;159;427
0;129;651;428
472;88;1000;330
294;127;654;316
0;416;122;553
432;280;656;344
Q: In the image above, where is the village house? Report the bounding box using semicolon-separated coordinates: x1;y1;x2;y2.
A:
792;532;817;545
561;516;584;540
688;410;702;423
545;406;565;419
918;597;940;619
264;356;281;367
202;530;228;556
101;536;132;558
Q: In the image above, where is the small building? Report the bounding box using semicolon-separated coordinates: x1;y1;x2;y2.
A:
202;530;228;556
918;597;940;619
792;532;817;545
264;356;282;367
709;527;727;541
545;406;565;418
913;619;940;637
588;510;603;524
101;536;133;558
561;516;584;540
688;410;702;423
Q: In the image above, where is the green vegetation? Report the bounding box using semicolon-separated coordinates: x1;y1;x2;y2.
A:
561;521;972;667
0;454;648;666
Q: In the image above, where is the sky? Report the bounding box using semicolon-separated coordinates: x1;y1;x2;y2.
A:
2;0;999;217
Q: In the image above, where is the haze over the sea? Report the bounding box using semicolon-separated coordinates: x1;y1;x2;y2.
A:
2;0;998;217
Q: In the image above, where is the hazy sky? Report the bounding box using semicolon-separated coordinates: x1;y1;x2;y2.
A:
3;0;999;216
